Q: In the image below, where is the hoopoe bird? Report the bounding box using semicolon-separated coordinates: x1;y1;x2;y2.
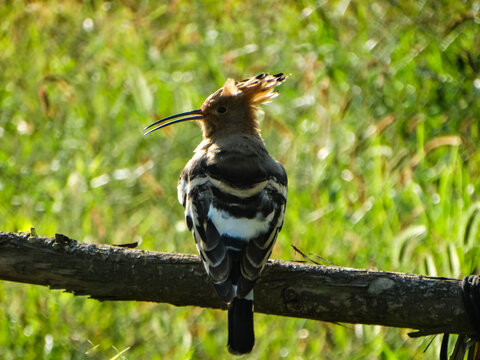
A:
144;73;288;354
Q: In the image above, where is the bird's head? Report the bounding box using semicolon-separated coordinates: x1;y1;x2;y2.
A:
144;73;287;139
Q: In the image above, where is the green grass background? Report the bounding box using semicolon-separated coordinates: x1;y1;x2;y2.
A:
1;1;480;359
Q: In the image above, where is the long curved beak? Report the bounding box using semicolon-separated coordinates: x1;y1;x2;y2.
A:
143;109;203;135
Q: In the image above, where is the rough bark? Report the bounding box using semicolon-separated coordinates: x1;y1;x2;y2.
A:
0;231;476;336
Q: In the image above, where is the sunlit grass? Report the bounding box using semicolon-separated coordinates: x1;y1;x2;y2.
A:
1;1;479;358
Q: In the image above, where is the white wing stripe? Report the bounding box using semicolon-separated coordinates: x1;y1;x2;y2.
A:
209;177;268;198
179;174;286;205
208;204;275;239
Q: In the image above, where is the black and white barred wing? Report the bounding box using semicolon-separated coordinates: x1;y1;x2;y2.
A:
178;162;287;303
236;179;287;298
178;173;234;300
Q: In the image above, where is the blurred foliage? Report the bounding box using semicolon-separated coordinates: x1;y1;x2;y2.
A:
0;0;479;359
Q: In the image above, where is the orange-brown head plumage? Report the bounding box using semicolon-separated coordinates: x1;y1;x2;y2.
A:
144;73;287;139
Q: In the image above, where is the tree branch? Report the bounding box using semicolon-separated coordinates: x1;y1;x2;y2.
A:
0;231;476;336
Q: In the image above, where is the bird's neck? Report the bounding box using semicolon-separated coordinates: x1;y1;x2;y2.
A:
207;125;261;142
195;131;267;155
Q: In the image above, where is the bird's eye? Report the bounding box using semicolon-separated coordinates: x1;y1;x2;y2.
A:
217;106;228;114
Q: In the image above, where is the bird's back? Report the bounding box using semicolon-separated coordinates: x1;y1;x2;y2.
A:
178;136;287;302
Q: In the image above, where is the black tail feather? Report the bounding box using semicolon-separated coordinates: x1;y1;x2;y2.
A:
227;298;254;355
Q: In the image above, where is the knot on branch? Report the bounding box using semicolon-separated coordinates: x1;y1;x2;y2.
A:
282;287;305;312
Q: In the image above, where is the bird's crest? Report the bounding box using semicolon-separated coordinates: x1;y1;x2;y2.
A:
235;73;287;105
205;73;288;108
221;78;239;97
